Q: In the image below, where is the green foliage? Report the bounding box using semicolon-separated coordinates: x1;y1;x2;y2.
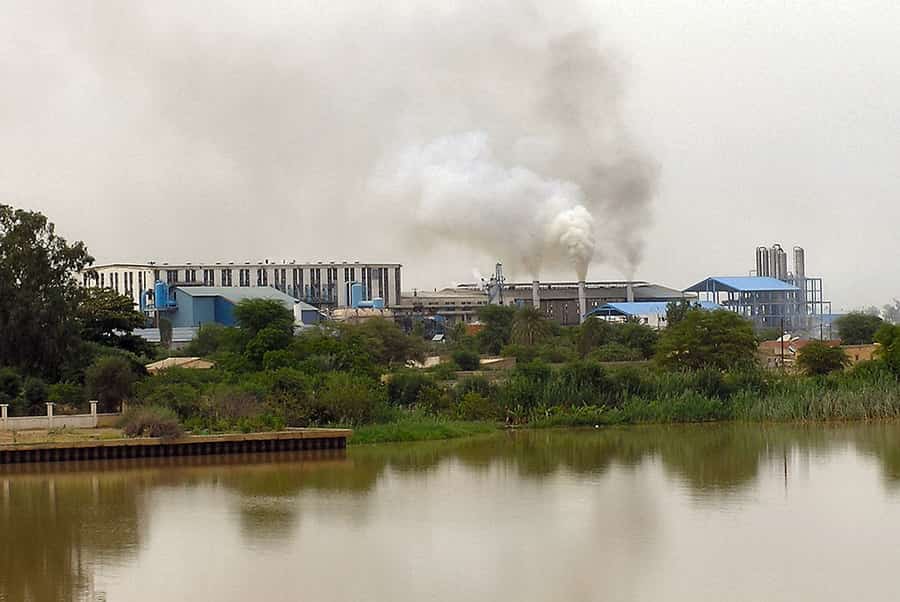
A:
182;323;233;357
455;391;500;421
77;287;146;344
655;309;757;371
476;305;515;354
665;299;696;326
388;371;437;407
355;318;425;366
0;367;22;400
875;324;900;375
835;312;884;344
22;377;48;415
510;307;552;346
587;343;643;362
796;342;849;375
233;298;294;339
350;418;495;445
577;317;613;356
47;383;87;409
451;349;481;371
614;322;658;359
85;356;136;412
0;205;93;378
120;405;184;439
315;372;385;425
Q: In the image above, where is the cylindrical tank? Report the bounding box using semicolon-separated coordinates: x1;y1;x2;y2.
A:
769;244;782;279
154;281;168;309
350;282;363;308
756;246;770;277
578;281;587;324
372;297;385;310
793;246;806;278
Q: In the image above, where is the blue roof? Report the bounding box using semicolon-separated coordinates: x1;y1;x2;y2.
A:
684;277;799;293
585;300;722;318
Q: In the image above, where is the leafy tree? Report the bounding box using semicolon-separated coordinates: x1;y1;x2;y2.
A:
665;299;696;326
655;310;757;371
22;377;48;414
882;299;900;324
613;321;659;359
510;307;552;346
452;349;481;371
475;305;515;355
77;287;146;343
875;324;900;375
0;367;22;402
835;312;884;344
357;318;424;366
85;356;137;412
245;327;293;367
233;298;294;339
796;341;849;375
0;205;93;377
577;317;613;356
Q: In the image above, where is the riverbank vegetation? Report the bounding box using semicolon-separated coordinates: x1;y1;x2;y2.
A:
5;204;900;444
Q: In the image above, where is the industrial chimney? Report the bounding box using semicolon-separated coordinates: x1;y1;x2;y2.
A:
626;281;635;303
532;280;540;309
578;281;587;324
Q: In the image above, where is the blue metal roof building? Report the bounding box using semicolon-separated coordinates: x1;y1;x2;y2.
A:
684;276;809;331
684;277;799;294
167;286;321;329
584;300;722;329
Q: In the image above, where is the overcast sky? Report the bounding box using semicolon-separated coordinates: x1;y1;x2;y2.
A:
1;1;898;310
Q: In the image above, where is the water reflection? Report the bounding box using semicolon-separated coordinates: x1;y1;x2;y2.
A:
3;423;900;601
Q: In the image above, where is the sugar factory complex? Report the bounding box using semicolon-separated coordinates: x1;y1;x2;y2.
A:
80;243;833;341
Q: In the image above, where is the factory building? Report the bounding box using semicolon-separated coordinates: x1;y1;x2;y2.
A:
585;300;722;329
685;244;833;336
80;260;403;310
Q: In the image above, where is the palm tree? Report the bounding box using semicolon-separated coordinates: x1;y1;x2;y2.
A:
510;307;551;346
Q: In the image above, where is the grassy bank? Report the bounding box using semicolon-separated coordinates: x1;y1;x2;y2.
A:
349;418;497;445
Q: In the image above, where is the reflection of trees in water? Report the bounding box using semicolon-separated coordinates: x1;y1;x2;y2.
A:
0;474;143;602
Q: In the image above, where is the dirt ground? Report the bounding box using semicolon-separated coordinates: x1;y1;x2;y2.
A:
0;427;123;446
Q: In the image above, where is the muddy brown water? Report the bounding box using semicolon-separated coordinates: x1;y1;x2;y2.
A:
2;423;900;601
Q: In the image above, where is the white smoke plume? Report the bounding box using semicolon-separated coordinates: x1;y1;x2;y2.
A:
373;132;594;277
0;1;656;284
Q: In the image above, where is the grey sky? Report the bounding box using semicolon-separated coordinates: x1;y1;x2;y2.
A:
1;1;897;310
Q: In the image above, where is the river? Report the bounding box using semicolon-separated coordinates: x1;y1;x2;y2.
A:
2;423;900;601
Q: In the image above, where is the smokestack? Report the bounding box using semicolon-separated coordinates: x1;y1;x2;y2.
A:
532;280;540;309
626;281;635;303
578;281;587;324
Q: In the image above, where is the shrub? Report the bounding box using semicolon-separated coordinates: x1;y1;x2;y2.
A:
0;367;22;399
797;341;849;375
455;391;499;421
387;371;436;407
22;377;48;414
86;356;136;412
588;343;643;362
452;349;481;371
315;372;384;425
48;383;87;411
120;405;184;439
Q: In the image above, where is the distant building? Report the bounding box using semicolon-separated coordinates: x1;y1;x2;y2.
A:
394;288;490;325
80;260;403;310
585;301;722;329
163;286;318;329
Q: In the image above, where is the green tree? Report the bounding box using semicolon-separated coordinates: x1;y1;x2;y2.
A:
510;307;552;346
835;312;884;344
796;341;849;375
0;205;93;377
77;288;145;343
452;349;481;371
665;299;695;326
882;299;900;324
612;321;659;359
233;298;294;339
85;356;137;412
0;367;22;403
875;324;900;375
21;377;48;415
655;310;757;371
357;318;425;366
476;305;515;354
577;317;613;356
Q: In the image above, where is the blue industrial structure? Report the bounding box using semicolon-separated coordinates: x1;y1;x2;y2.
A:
349;281;385;309
147;284;320;329
584;300;722;328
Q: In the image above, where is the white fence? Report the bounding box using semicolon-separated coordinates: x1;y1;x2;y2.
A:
0;402;120;431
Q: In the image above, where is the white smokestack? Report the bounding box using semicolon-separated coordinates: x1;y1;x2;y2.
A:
626;281;635;303
578;281;587;324
532;280;540;309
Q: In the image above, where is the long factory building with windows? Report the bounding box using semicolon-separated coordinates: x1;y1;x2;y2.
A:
81;260;403;310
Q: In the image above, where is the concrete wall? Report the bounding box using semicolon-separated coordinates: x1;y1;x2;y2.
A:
0;402;119;431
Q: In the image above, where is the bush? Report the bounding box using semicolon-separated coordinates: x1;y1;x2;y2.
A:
48;383;87;411
22;377;48;414
0;367;22;399
315;372;384;425
387;371;436;407
120;405;184;439
86;356;136;412
452;349;481;371
797;341;849;375
455;391;500;421
588;343;643;362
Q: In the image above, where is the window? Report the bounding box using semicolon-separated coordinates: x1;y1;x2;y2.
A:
138;272;145;294
292;268;302;299
113;272;119;293
166;270;178;284
256;269;268;287
100;273;105;288
239;269;250;287
153;269;160;283
221;269;233;286
276;268;286;291
203;269;215;286
185;269;197;283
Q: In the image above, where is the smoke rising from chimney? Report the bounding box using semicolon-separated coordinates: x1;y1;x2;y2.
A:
1;1;656;280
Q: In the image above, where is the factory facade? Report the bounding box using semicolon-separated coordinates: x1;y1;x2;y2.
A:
81;260;403;310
